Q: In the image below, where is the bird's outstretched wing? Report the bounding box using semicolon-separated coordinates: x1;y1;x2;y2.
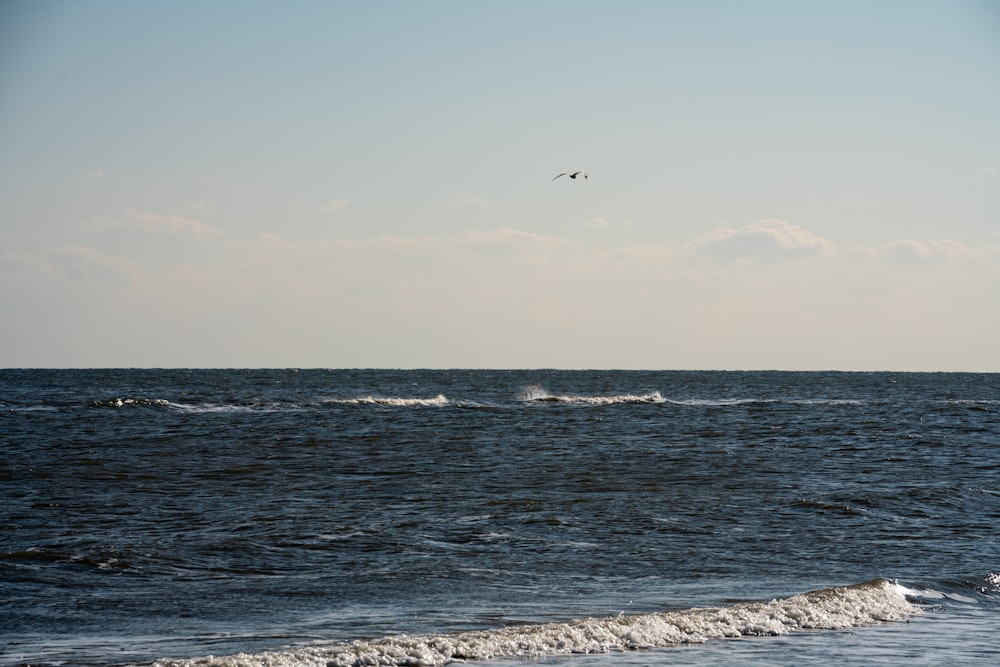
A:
552;171;588;181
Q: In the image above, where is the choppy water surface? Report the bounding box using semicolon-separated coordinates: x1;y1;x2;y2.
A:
2;370;998;666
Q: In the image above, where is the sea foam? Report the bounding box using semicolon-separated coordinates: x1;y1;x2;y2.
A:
324;394;450;407
521;385;665;405
150;579;917;667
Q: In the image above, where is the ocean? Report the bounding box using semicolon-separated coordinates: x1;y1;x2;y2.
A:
2;369;998;666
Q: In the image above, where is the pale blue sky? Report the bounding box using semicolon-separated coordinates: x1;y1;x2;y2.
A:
2;1;998;369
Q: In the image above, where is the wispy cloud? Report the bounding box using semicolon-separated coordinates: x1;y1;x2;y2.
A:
131;219;1000;282
448;191;491;209
8;220;997;369
877;238;996;265
585;216;631;230
456;228;557;245
324;198;351;213
1;246;138;283
0;250;55;277
49;246;140;282
691;219;833;261
95;209;219;239
230;228;563;268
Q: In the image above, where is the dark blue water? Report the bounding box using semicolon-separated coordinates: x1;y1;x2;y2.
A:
2;370;999;666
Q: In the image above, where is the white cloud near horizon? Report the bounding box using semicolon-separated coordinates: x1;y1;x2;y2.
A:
2;220;998;369
878;238;991;265
51;246;141;282
586;216;632;230
324;198;350;213
92;210;219;239
690;219;834;262
447;191;491;209
0;246;140;283
13;217;990;291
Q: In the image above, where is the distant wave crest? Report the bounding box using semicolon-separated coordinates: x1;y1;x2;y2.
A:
92;398;280;413
325;394;450;407
69;393;899;412
92;397;172;409
521;385;665;405
150;579;917;667
666;398;863;407
90;395;452;411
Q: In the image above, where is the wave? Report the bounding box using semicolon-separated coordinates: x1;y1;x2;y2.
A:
89;395;453;412
518;393;862;408
521;385;665;405
903;572;1000;601
977;572;1000;597
149;579;917;667
66;393;871;413
91;398;289;413
2;404;59;412
92;397;175;409
666;398;863;407
323;394;450;408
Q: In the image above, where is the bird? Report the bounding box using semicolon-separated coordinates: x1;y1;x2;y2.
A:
552;171;588;181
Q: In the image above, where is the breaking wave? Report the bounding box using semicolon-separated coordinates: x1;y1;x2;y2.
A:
323;394;451;407
91;397;290;413
92;397;173;408
89;395;452;411
521;385;665;405
665;398;863;407
150;579;918;667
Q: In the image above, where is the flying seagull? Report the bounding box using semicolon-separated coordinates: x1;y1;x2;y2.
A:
552;171;588;181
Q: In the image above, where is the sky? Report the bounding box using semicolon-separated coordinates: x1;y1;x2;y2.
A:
1;0;998;370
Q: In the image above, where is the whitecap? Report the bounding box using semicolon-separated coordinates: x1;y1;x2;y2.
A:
149;579;918;667
521;385;665;405
95;397;171;409
325;395;450;407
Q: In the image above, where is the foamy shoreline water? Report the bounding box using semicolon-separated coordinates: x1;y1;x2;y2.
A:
150;580;917;667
